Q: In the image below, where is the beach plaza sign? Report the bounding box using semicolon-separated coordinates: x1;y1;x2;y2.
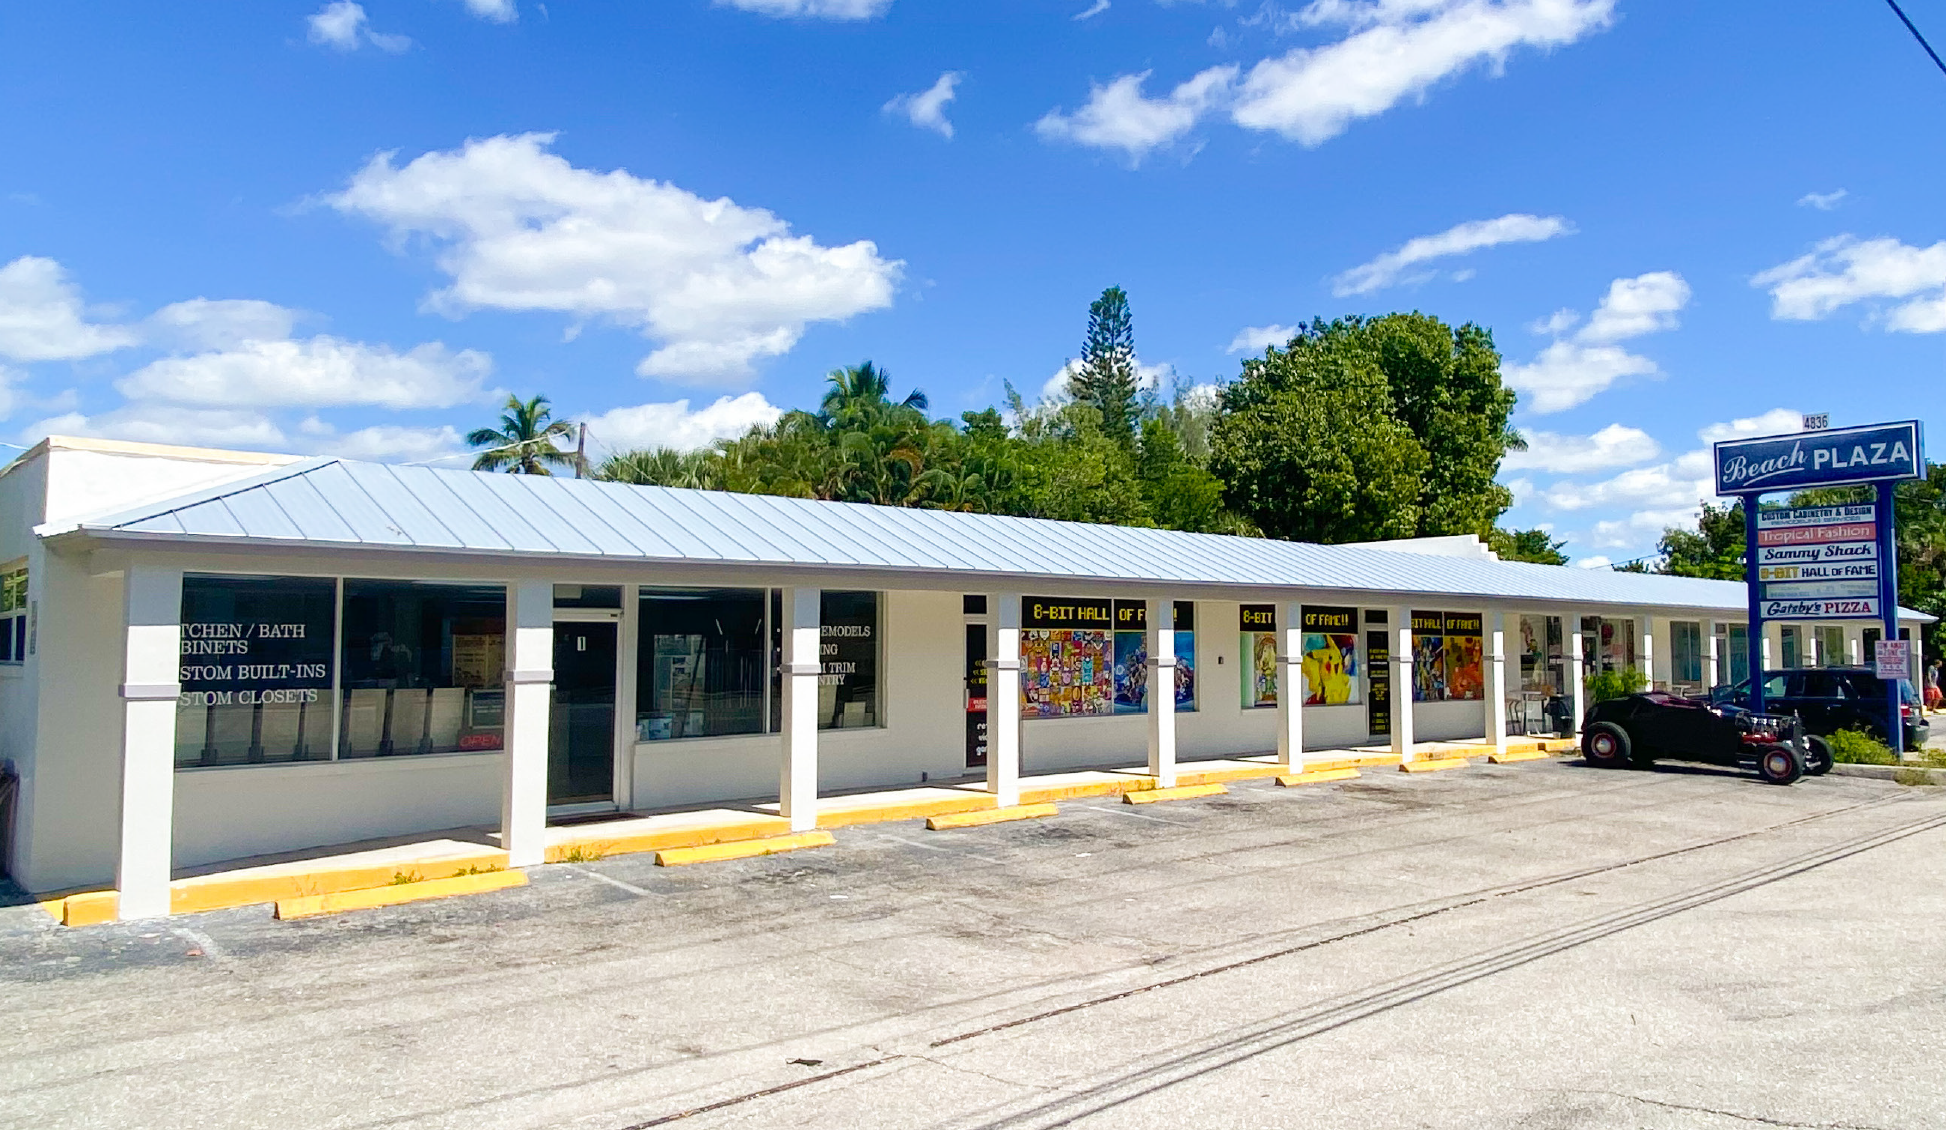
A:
1713;419;1924;743
1714;420;1922;495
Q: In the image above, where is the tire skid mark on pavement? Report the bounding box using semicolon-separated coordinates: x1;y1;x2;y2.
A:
944;809;1946;1130
599;795;1933;1129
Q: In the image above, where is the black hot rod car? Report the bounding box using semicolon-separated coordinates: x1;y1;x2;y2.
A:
1581;692;1827;785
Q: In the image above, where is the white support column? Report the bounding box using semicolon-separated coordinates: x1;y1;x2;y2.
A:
1569;613;1587;735
1638;615;1656;690
502;580;552;869
779;586;821;832
1146;597;1178;787
1392;608;1415;763
1704;619;1720;688
1275;601;1304;772
1486;611;1509;755
117;564;183;920
987;593;1022;807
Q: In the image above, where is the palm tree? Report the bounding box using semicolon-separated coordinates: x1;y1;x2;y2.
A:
596;447;718;490
468;394;577;475
817;361;928;426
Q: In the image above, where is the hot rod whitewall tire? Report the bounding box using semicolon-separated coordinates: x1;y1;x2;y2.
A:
1757;744;1804;786
1582;722;1633;768
1803;736;1833;777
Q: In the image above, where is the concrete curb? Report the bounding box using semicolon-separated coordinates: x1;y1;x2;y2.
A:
275;870;526;920
1829;763;1946;785
927;804;1059;830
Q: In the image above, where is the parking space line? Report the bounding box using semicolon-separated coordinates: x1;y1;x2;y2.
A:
562;864;654;897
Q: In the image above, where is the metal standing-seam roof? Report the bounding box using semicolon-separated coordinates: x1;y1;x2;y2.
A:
34;456;1930;619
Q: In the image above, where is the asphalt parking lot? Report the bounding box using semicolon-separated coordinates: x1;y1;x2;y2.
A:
5;758;1946;1130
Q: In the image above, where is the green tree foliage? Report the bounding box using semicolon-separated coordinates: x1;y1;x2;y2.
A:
1652;500;1747;580
596;447;718;489
1208;315;1518;543
1488;527;1569;565
1065;286;1140;446
469;394;576;474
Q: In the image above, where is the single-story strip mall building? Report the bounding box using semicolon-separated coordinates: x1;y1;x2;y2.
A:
0;437;1929;917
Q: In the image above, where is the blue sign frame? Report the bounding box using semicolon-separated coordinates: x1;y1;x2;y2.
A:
1714;420;1923;496
1719;421;1921;756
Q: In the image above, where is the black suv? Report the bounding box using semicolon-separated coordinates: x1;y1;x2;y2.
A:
1709;666;1930;749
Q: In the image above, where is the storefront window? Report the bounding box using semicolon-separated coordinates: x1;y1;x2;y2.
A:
638;587;767;740
1716;623;1750;685
1412;611;1484;702
1518;615;1565;695
1670;621;1704;685
1110;600;1196;714
1240;604;1277;708
1814;625;1846;667
1300;606;1361;706
1581;616;1638;676
0;562;26;664
177;574;336;767
1780;625;1802;669
819;591;880;729
339;581;507;758
1022;596;1115;718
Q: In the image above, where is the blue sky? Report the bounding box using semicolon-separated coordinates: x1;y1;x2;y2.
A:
2;0;1942;565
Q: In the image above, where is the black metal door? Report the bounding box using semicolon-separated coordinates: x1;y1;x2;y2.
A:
550;622;617;806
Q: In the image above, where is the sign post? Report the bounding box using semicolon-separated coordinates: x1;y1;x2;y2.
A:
1714;420;1923;756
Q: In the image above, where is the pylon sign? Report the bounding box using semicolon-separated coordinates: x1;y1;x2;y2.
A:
1712;420;1924;751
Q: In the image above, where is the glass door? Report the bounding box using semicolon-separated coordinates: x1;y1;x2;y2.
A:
550;621;617;808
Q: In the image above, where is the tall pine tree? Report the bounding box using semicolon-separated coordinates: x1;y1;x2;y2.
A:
1067;286;1139;445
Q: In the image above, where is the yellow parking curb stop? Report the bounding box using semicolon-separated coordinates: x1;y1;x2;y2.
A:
1124;782;1227;804
654;831;835;867
927;803;1059;830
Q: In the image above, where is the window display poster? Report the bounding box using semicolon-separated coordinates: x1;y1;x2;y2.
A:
1442;613;1485;701
1020;629;1113;718
1113;628;1197;713
1367;629;1392;736
1240;604;1277;708
1411;610;1484;702
1300;606;1360;706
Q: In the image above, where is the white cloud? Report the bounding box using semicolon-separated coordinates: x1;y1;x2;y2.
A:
116;337;492;409
1574;555;1611;569
1503;271;1689;413
583;392;783;452
0;365;21;422
1035;67;1238;161
1040;356;1172;402
1542;461;1712;512
306;2;410;52
328;133;902;383
1074;0;1111;18
1502;423;1658;474
715;0;892;18
0;256;139;362
1752;235;1946;333
884;72;962;139
1697;407;1801;446
303;421;466;462
1578;270;1689;342
1332;213;1573;296
1797;189;1846;211
28;405;291;451
1230;0;1615;146
146;299;299;352
1226;323;1297;353
462;0;518;22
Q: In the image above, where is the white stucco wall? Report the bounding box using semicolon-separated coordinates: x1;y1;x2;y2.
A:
173;753;503;869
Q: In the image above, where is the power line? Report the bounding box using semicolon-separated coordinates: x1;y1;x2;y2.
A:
1885;0;1946;78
